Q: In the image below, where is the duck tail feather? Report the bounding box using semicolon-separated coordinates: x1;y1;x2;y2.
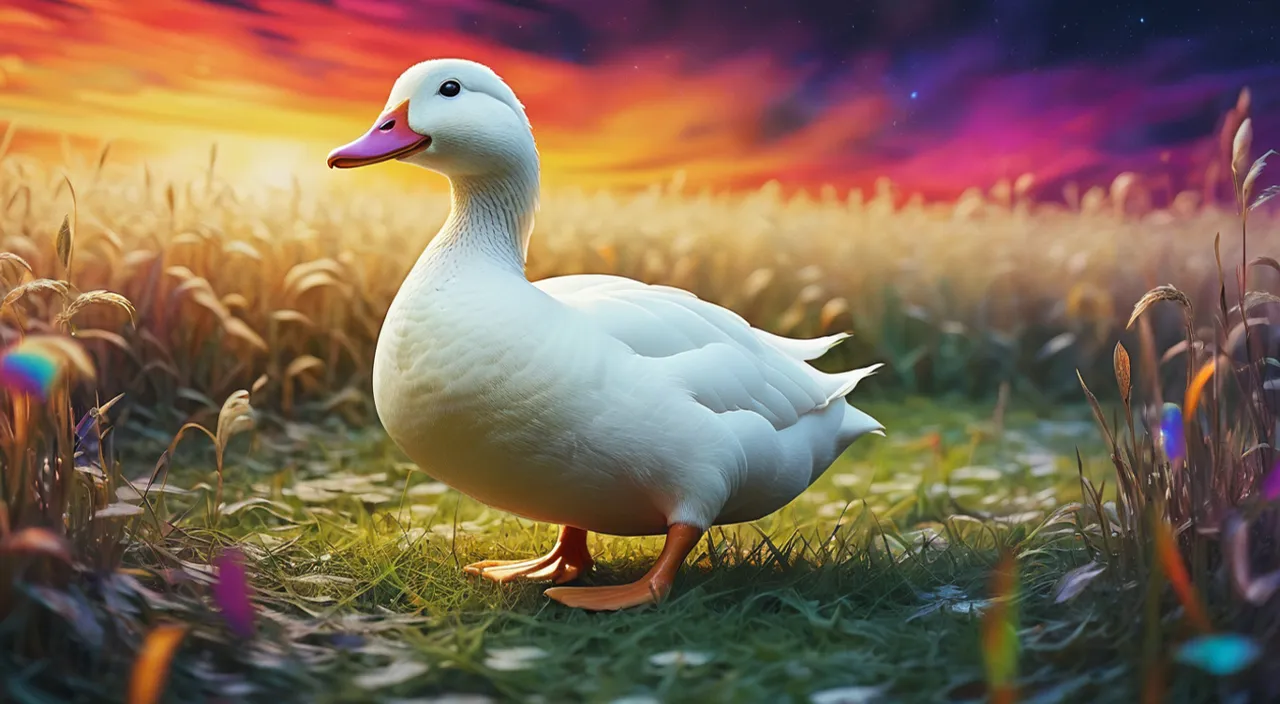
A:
824;362;883;404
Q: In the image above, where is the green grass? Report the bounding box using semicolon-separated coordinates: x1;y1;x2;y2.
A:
44;397;1226;704
2;397;1238;703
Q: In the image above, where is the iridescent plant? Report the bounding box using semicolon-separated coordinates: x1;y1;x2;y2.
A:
1175;633;1261;677
980;550;1020;704
0;334;95;401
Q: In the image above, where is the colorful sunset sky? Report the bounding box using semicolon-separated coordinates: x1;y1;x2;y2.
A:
0;0;1278;198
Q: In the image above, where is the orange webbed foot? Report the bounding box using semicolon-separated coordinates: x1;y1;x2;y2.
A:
464;526;593;585
544;524;702;612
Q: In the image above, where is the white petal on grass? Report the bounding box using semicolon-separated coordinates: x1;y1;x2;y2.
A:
648;650;712;667
948;466;1004;482
305;472;387;491
353;660;429;689
867;480;917;494
222;497;295;517
484;646;548;671
1053;562;1107;603
128;478;191;494
430;521;487;540
1029;463;1059;478
288;484;340;503
818;501;854;518
116;481;189;502
408;482;450;497
809;685;886;704
94;502;145;518
995;511;1044;525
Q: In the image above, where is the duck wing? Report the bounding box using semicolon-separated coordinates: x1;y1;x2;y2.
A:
534;274;881;431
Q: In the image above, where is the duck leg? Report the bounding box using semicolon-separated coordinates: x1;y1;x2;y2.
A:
464;525;594;584
544;524;702;611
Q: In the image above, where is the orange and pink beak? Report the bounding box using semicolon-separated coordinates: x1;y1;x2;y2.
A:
327;99;431;169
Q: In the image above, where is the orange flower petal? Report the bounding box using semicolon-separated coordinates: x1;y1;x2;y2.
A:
128;623;188;704
1183;359;1218;421
1154;519;1212;633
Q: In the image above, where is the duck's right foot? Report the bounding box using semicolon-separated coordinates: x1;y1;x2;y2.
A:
544;524;702;611
464;525;593;585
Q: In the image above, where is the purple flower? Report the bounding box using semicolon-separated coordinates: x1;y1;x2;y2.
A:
1263;459;1280;502
212;547;255;640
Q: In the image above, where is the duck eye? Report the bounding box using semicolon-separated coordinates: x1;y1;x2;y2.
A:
439;80;461;98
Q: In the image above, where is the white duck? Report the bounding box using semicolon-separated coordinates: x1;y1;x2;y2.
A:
328;59;884;611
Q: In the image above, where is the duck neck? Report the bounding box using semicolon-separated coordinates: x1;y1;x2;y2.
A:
426;161;540;277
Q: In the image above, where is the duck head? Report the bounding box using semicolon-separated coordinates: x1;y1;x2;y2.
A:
327;59;537;179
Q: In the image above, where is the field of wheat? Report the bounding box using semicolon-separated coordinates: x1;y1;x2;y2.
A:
2;132;1275;423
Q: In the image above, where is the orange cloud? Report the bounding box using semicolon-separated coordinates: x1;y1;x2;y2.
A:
0;0;899;193
0;0;1269;199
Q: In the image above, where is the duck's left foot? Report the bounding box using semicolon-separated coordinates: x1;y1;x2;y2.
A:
544;524;702;612
464;526;593;584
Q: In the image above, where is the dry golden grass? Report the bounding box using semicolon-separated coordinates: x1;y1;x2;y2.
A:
1;137;1277;416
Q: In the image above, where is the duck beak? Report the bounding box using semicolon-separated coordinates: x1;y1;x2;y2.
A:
327;99;431;169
